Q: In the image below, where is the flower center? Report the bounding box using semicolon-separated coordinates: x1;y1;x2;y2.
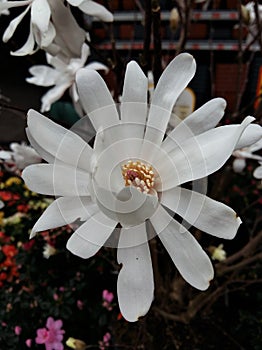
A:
121;160;155;194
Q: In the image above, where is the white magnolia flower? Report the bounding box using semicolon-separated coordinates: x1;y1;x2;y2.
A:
0;0;112;55
232;138;262;173
26;43;108;112
22;53;262;322
0;142;42;171
0;0;55;56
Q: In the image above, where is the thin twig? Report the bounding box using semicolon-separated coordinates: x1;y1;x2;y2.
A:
151;0;162;85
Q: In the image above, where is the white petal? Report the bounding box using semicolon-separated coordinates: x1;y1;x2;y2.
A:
11;23;36;56
0;150;11;160
67;0;83;5
249;137;262;152
0;0;31;11
66;211;117;258
9;143;41;169
76;68;119;131
26;65;59;86
46;53;66;70
26;128;54;164
94;185;158;228
233;150;262;161
120;61;148;139
232;158;246;173
2;5;30;42
117;223;154;322
30;196;98;238
40;83;71;112
161;187;242;239
162;98;226;153
85;61;108;72
235;123;262;149
93;135;152;192
49;0;86;57
22;163;90;196
36;21;56;48
31;0;51;33
27;109;93;172
157;117;254;191
150;205;214;290
144;53;196;152
77;0;113;22
0;200;4;209
254;165;262;179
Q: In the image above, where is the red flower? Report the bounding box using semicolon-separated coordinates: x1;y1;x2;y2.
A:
17;204;30;213
0;191;20;201
0;244;19;284
2;245;18;258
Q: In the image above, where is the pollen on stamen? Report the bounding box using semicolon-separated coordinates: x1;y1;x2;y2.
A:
121;160;155;193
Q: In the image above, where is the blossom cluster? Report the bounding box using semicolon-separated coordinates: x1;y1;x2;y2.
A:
0;169;116;348
0;231;19;287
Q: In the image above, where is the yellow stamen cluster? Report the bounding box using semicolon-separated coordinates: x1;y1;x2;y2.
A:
121;160;155;194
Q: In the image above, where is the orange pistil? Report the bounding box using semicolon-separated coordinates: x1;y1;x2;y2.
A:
121;160;155;194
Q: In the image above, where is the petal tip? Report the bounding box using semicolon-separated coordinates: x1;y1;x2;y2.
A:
29;230;37;239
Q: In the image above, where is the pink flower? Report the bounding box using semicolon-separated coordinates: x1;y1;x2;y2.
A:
102;290;114;311
102;290;114;303
25;339;32;348
99;332;111;350
77;300;84;310
35;317;65;350
14;325;22;335
53;293;59;301
103;333;111;343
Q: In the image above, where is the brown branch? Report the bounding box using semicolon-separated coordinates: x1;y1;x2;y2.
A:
217;230;262;267
154;276;262;324
0;102;27;116
153;232;262;324
151;0;162;85
217;252;262;275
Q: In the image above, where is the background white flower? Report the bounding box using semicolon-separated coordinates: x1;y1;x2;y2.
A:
0;0;113;55
26;43;108;112
22;53;262;322
232;138;262;173
0;0;55;56
0;142;42;171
